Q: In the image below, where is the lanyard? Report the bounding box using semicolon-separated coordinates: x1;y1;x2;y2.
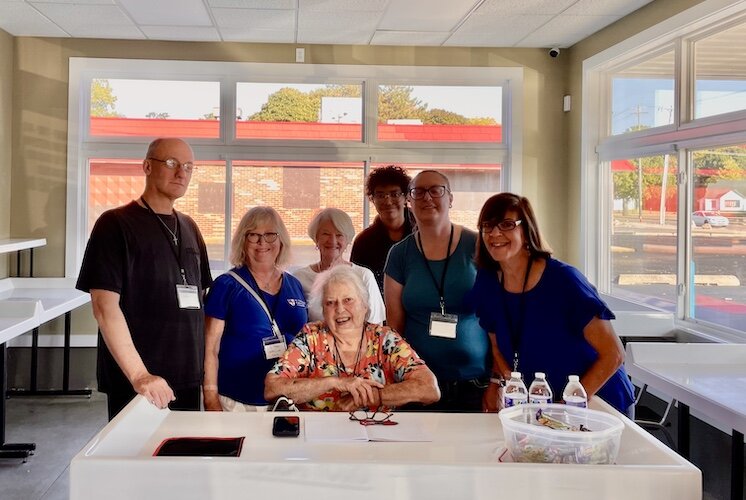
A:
417;224;454;315
140;197;188;285
500;256;533;373
333;325;366;377
246;268;283;324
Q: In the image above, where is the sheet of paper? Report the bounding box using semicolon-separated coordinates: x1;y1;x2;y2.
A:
366;420;433;442
304;416;368;442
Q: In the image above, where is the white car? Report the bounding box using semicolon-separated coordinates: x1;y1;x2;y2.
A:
691;211;729;227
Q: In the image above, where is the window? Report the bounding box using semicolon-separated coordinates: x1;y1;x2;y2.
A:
584;2;746;340
68;60;521;277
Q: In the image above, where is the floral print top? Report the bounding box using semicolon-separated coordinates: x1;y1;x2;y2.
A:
269;321;426;411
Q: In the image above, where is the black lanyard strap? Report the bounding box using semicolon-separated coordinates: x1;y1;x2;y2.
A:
140;197;187;285
500;256;533;373
417;224;454;315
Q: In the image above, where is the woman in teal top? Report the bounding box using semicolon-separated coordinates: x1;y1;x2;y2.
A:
384;170;489;412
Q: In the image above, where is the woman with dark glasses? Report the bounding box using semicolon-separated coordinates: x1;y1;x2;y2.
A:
265;265;439;411
472;193;634;415
202;207;307;412
384;170;490;412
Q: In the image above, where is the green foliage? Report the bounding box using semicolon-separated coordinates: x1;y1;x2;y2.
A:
90;79;120;117
246;84;496;125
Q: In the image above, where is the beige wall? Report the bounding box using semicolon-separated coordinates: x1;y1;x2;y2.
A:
0;29;12;277
10;38;569;276
564;0;707;265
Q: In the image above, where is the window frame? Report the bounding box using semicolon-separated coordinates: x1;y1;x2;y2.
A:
66;59;523;278
582;0;746;342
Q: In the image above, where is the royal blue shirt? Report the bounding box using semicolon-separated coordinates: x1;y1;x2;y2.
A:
471;258;634;413
204;266;308;405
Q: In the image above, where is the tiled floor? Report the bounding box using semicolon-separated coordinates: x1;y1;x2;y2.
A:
0;391;741;500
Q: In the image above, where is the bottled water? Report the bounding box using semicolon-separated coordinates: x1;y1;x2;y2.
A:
528;372;553;405
562;375;588;408
502;371;528;408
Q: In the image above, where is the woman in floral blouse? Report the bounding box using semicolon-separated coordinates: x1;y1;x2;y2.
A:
265;265;440;411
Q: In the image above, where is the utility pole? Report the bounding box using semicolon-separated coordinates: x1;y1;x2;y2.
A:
631;105;648;221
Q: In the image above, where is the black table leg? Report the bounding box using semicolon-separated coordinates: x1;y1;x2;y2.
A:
732;430;744;500
0;343;35;461
678;402;690;458
8;313;91;398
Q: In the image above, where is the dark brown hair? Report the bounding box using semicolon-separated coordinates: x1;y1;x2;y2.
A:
366;165;411;197
475;192;552;272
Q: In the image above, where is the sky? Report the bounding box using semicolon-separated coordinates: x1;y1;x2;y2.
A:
104;79;502;122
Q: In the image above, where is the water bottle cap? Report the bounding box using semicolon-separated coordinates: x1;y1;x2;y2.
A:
568;375;579;382
534;372;545;378
510;371;522;379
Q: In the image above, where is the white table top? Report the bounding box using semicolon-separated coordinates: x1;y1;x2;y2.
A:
70;396;700;500
0;278;90;344
626;342;746;435
602;294;675;337
0;238;46;254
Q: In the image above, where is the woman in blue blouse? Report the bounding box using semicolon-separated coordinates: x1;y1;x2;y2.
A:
203;207;308;411
472;193;634;415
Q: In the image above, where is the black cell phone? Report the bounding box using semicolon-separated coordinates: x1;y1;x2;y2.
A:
272;416;300;437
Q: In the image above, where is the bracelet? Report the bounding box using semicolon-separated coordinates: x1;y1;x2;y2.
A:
489;377;505;387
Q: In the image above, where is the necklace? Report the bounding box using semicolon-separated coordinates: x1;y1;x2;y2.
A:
251;267;279;291
141;197;178;246
333;326;366;377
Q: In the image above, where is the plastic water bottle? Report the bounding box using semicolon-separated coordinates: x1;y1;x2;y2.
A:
502;372;528;408
528;372;553;405
562;375;588;408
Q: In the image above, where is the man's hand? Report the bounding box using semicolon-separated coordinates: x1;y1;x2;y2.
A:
131;373;175;409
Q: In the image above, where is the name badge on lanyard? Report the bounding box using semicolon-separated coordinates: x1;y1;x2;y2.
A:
263;335;287;360
176;284;201;309
429;311;458;338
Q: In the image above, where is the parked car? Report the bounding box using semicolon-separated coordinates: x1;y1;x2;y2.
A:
691;211;729;227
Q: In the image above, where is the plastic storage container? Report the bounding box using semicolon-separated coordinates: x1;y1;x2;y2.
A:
499;403;624;464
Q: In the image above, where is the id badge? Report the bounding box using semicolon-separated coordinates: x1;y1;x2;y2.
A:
429;312;458;339
176;285;201;309
263;336;287;360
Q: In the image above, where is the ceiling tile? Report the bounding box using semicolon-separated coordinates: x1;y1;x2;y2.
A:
475;0;577;17
446;14;552;47
212;8;295;30
29;0;114;4
371;30;450;46
207;0;295;8
564;0;653;17
298;10;380;39
118;0;212;26
221;27;295;42
299;0;387;13
140;25;220;41
298;27;372;45
516;14;620;47
0;2;69;36
378;0;475;32
66;23;144;38
31;3;136;31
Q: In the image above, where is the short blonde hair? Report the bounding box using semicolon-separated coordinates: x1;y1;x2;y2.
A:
310;265;371;322
230;207;291;267
307;208;356;244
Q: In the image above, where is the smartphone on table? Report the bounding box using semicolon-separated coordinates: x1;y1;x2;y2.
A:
272;416;300;437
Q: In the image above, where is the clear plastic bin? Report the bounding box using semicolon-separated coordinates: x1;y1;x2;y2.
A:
499;403;624;464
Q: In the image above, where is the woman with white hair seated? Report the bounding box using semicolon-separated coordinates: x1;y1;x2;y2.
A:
292;207;385;323
265;265;440;411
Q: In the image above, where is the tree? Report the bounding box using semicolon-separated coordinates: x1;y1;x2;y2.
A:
248;87;318;122
378;85;427;123
90;79;119;117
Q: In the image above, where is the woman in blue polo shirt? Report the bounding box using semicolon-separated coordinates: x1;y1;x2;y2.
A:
203;206;307;411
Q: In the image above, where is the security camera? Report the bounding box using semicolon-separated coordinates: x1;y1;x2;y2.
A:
549;47;560;58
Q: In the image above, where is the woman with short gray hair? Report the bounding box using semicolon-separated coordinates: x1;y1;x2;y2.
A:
292;208;385;323
265;265;440;411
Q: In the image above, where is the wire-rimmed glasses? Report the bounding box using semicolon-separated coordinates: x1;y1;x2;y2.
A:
246;232;279;243
480;219;523;234
349;409;398;426
147;157;195;173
